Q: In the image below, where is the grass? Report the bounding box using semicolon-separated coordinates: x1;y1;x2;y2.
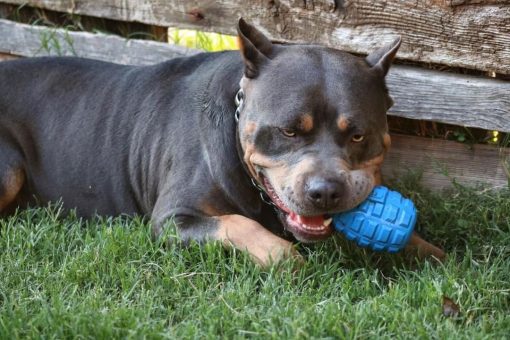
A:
0;178;509;339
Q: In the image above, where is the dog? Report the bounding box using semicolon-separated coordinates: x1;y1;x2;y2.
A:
0;19;444;266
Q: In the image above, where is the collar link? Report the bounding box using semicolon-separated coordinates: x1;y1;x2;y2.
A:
234;88;244;123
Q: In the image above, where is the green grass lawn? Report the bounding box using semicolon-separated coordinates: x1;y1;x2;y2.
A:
0;179;509;339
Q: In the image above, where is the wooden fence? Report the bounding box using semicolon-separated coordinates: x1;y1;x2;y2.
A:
0;1;509;190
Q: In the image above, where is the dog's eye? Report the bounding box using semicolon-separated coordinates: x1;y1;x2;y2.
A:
280;128;297;137
351;135;365;143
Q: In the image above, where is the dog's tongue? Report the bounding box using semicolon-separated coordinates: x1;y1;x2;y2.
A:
289;212;325;227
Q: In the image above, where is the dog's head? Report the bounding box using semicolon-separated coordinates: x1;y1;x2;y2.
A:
236;19;399;242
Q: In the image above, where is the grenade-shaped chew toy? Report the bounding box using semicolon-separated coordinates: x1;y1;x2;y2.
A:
333;186;416;253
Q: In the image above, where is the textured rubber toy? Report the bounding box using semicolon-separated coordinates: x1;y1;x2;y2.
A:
333;186;416;253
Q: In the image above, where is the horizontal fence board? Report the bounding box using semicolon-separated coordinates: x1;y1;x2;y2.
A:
0;19;198;64
1;0;510;74
1;19;509;133
382;134;509;190
387;66;510;133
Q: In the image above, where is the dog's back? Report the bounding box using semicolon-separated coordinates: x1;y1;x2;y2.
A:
0;53;242;216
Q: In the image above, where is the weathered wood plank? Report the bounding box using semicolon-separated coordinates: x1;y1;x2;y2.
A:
1;19;509;133
387;66;510;133
382;134;509;190
0;19;199;64
1;0;510;74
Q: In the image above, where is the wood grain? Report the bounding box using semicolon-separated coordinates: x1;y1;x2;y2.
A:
1;19;509;132
382;134;510;190
1;0;509;74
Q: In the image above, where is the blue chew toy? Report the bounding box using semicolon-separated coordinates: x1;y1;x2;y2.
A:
333;186;416;253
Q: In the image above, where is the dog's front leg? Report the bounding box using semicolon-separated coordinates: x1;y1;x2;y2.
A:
152;212;300;267
405;232;446;261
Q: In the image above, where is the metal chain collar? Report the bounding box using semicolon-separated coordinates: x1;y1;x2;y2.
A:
234;89;277;209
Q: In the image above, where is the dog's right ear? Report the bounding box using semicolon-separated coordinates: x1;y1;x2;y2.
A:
237;18;273;78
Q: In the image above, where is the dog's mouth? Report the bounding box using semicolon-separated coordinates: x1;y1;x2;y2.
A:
261;177;333;242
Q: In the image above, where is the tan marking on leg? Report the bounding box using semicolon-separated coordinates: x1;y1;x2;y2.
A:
215;214;300;267
0;168;24;211
200;203;225;217
199;186;233;217
337;115;349;132
299;113;314;133
406;232;446;262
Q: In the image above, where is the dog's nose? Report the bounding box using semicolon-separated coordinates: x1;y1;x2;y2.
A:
305;177;344;210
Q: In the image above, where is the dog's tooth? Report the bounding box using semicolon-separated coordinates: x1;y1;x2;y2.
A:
303;224;323;231
323;218;333;227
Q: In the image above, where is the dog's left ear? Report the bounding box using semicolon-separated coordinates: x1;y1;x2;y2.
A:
366;37;401;76
237;18;273;78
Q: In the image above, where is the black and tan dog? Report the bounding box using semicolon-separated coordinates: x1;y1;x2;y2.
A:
0;19;444;266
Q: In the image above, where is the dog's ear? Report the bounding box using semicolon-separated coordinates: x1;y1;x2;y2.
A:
366;37;401;76
237;18;273;78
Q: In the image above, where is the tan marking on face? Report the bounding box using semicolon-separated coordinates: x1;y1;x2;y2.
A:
373;169;382;186
354;153;385;185
244;143;286;185
265;163;289;191
284;158;315;189
337;115;349;132
358;154;385;168
335;158;352;172
262;158;315;212
299;114;314;132
355;134;390;185
383;133;391;151
242;143;260;181
243;121;257;135
0;168;24;211
215;214;300;267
